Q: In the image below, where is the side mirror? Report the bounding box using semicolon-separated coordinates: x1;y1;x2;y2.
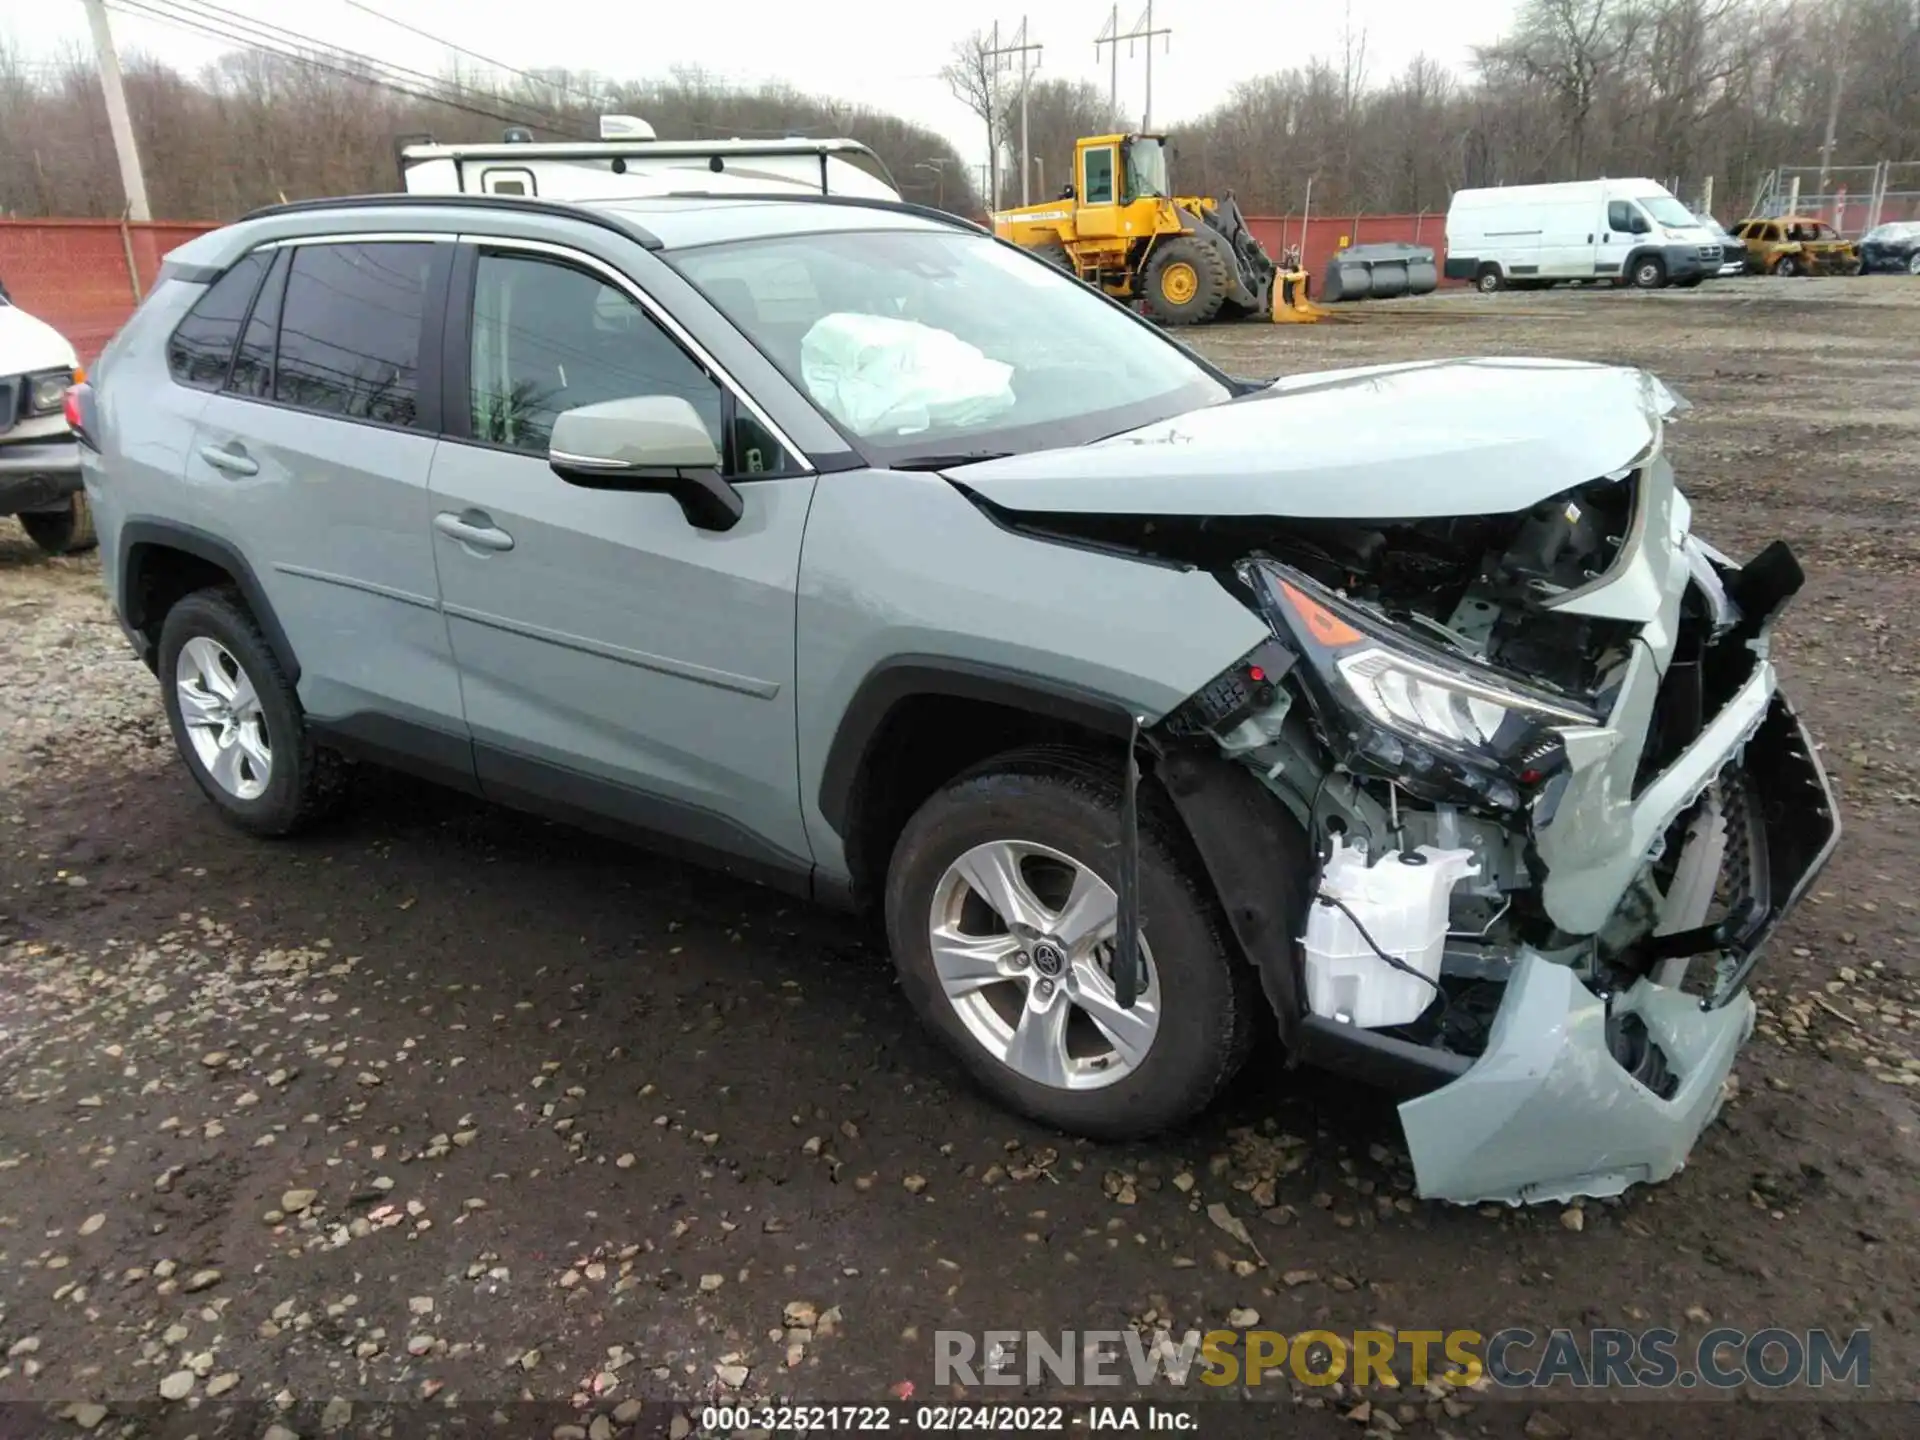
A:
548;395;743;532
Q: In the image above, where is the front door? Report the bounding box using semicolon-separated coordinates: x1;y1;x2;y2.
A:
1595;199;1641;279
425;241;818;880
1074;143;1122;240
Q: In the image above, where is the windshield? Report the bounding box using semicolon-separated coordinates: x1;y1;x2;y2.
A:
668;228;1229;462
1125;139;1170;200
1867;222;1920;242
1639;195;1697;228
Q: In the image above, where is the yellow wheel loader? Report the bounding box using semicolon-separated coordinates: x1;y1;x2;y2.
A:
993;133;1327;324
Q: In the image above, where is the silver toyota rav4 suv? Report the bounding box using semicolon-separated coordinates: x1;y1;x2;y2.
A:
74;192;1837;1205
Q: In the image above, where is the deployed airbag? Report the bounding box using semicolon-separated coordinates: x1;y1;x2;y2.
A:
800;312;1015;436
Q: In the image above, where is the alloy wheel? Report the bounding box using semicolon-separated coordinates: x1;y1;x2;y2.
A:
175;636;273;800
926;838;1159;1091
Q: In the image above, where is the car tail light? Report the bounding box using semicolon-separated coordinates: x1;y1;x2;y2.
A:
65;380;97;451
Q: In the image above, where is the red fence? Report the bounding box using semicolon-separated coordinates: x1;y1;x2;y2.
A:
0;219;216;363
0;210;1452;364
1245;212;1452;290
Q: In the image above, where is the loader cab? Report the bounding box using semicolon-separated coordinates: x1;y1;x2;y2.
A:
1075;133;1170;240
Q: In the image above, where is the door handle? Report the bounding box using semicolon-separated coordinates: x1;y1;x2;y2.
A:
434;510;515;552
199;444;258;477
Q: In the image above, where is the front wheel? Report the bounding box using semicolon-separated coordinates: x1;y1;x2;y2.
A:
1142;237;1228;325
1774;255;1799;277
1905;252;1920;276
883;750;1260;1140
1632;255;1667;289
19;492;97;555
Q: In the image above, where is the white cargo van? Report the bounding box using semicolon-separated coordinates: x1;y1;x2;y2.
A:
398;115;903;203
1444;179;1723;292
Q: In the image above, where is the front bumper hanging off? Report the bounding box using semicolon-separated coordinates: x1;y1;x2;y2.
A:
1399;689;1838;1206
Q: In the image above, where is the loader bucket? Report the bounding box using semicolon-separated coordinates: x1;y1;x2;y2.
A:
1271;269;1334;323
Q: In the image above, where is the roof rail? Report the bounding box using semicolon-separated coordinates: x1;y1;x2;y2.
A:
234;192;665;251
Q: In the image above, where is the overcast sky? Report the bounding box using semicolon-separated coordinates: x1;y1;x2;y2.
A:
12;0;1518;169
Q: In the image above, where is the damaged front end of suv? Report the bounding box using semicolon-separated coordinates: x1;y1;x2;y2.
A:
954;357;1839;1205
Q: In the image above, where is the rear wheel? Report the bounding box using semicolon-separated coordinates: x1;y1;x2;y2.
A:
19;493;97;556
1632;255;1668;289
1475;264;1505;293
883;749;1261;1140
1142;237;1228;325
157;588;344;837
1774;255;1799;277
1907;252;1920;276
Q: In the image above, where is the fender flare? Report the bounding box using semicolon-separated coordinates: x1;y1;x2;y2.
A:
119;519;301;683
815;656;1137;840
1623;246;1667;284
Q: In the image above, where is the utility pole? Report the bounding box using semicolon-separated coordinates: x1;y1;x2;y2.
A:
1095;3;1173;132
1815;10;1854;201
83;0;151;222
1095;5;1120;116
984;19;1043;207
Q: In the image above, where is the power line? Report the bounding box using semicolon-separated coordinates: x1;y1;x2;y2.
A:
165;0;580;130
1095;2;1172;130
334;0;608;112
102;0;589;136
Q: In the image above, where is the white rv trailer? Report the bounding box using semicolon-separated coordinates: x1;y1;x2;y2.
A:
398;115;903;202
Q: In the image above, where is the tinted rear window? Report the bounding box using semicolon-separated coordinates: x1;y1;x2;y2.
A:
274;242;434;428
167;250;272;390
226;249;289;400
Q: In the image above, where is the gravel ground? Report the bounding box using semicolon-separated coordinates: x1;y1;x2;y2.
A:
1;276;1917;1439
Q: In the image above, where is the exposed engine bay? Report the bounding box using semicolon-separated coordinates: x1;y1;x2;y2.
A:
965;438;1836;1204
941;357;1837;1204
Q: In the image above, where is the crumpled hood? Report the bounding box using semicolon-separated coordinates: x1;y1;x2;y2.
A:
953;357;1686;520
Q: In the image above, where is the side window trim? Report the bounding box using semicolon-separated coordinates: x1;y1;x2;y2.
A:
448;232;813;473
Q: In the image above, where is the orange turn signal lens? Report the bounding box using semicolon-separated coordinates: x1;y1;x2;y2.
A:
1278;579;1365;649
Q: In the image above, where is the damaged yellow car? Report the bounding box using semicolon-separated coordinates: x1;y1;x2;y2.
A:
1732;216;1862;276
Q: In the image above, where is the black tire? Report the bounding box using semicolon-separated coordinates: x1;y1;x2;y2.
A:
19;492;97;556
157;587;344;838
1774;255;1798;278
1142;236;1228;325
1907;252;1920;277
883;747;1262;1140
1031;241;1075;274
1475;264;1505;293
1631;254;1667;289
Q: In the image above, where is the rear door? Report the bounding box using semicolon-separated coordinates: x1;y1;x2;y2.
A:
424;236;819;880
182;234;474;782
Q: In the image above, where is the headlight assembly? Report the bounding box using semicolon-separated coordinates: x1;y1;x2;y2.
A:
27;369;74;415
1248;562;1600;811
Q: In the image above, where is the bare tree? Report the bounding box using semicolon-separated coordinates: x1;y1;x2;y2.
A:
1478;0;1628;173
941;30;1003;209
